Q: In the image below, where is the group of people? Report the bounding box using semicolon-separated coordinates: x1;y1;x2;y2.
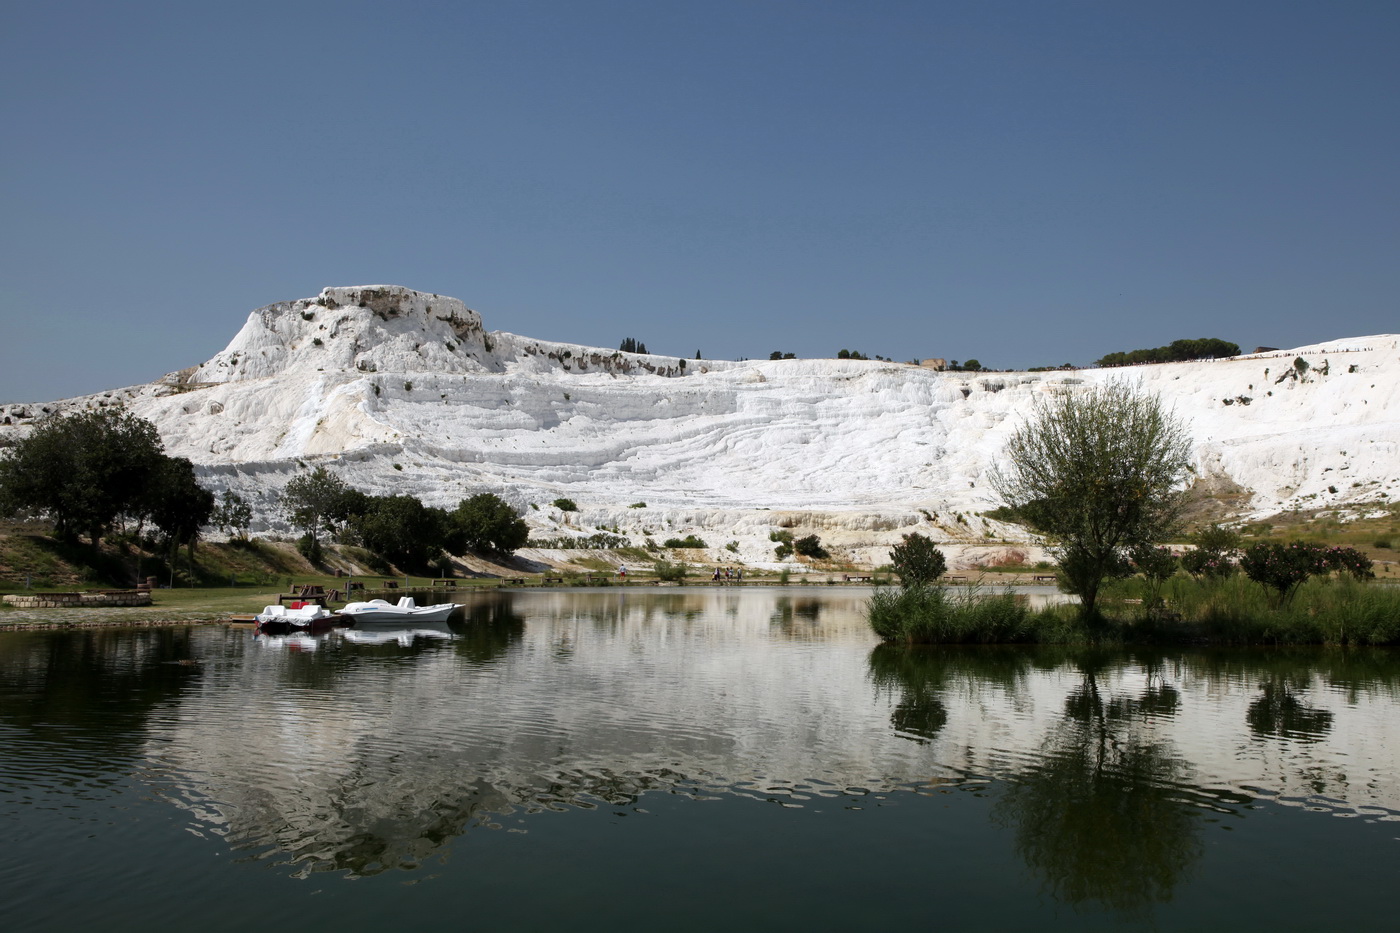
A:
710;567;744;583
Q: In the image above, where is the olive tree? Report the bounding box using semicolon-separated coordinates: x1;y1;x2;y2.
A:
992;383;1191;621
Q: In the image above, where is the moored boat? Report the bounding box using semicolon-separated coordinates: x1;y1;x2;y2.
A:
253;602;346;634
339;596;458;624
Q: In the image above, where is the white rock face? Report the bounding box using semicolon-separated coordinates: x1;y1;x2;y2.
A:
1;285;1396;567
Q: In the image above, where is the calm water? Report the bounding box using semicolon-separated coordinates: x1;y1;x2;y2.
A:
3;587;1399;931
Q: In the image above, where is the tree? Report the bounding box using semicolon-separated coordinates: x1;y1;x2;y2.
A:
211;490;253;541
794;534;828;559
0;407;165;546
144;456;216;566
349;494;450;571
962;359;982;372
282;466;353;561
1129;544;1178;614
992;383;1192;621
619;337;648;354
451;493;528;555
890;532;947;586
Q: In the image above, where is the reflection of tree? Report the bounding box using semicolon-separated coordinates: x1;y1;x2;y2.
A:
868;646;1038;745
770;596;822;636
1247;676;1333;742
0;628;198;748
450;594;525;664
993;656;1202;919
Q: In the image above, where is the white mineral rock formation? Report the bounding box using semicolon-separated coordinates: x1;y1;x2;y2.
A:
2;285;1396;568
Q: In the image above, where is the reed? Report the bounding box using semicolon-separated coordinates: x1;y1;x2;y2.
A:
867;581;1034;644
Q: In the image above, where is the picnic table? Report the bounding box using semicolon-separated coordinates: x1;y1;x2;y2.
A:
431;579;458;587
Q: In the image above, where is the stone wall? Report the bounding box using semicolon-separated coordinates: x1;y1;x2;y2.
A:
3;591;153;609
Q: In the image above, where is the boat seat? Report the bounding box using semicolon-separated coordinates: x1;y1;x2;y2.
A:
397;596;416;609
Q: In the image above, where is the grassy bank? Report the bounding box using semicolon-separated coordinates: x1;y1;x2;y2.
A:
870;576;1400;647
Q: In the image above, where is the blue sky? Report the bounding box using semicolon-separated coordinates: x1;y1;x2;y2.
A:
2;0;1396;402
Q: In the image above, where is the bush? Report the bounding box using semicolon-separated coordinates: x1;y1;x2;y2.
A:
296;533;323;565
771;530;794;560
1240;542;1373;605
890;532;946;585
663;535;707;549
552;498;578;512
653;559;687;582
794;534;828;559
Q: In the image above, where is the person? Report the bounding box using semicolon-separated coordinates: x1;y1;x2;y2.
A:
617;564;627;578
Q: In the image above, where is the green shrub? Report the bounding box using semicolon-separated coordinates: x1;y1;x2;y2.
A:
794;534;828;559
663;534;707;549
890;532;946;585
653;560;688;582
295;533;322;565
552;498;578;512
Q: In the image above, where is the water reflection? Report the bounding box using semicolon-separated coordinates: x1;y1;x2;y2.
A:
5;589;1400;918
1246;676;1335;742
995;656;1200;918
866;644;1400;917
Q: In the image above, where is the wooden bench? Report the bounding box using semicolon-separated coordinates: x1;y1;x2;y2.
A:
502;577;526;585
1033;575;1058;584
383;580;399;589
279;593;328;607
544;576;565;585
844;575;873;583
346;581;365;592
431;578;458;587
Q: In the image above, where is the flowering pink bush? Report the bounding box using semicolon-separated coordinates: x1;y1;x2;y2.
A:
1240;543;1373;604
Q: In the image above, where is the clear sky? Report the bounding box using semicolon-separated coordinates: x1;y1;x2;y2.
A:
2;0;1396;402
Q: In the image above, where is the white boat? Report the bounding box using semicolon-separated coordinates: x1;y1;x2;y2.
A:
339;596;459;624
253;603;344;633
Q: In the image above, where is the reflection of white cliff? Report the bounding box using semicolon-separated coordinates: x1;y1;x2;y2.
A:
139;591;1400;875
1;285;1396;561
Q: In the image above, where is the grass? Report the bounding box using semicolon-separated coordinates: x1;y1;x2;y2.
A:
868;581;1038;644
869;574;1400;647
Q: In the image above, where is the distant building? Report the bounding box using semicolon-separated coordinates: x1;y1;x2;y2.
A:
920;358;947;371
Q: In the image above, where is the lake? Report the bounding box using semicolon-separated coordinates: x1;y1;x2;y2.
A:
2;586;1398;930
